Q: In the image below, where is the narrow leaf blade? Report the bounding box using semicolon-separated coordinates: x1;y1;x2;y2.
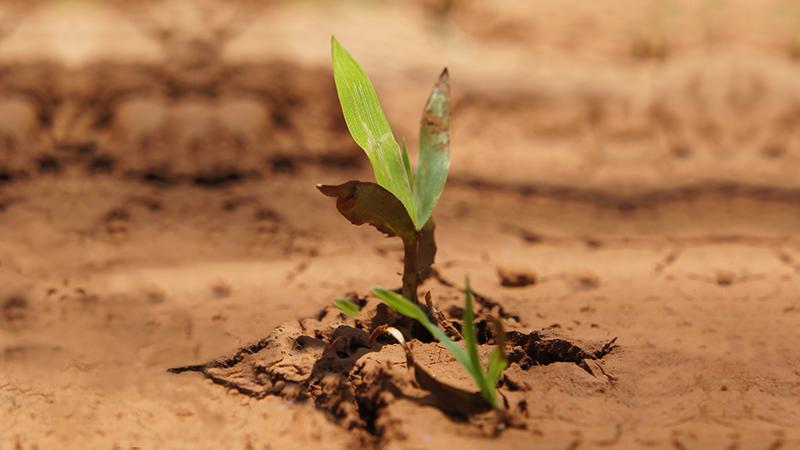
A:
372;287;474;378
411;357;493;415
487;347;508;390
487;317;508;388
331;37;418;227
333;298;361;318
414;68;450;228
487;317;508;410
372;287;428;322
401;139;414;185
462;276;482;374
462;276;493;406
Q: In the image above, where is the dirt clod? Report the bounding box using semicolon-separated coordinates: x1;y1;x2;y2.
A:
497;265;537;288
170;282;615;444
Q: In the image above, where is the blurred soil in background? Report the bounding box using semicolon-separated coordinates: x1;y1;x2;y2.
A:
1;1;799;449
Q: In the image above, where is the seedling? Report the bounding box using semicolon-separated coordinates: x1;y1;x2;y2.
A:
319;38;506;412
374;278;508;410
319;37;450;305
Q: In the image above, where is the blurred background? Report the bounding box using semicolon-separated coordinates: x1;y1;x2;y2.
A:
2;1;800;449
2;0;800;190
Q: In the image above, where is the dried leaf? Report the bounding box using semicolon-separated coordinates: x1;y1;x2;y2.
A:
317;181;416;242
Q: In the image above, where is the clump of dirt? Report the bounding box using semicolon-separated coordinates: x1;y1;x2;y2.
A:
1;295;28;329
169;280;617;445
0;278;32;332
497;265;538;288
506;330;616;379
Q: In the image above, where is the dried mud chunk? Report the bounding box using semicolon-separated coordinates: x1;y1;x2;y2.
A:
497;265;537;287
433;270;522;322
567;271;600;290
192;322;318;397
1;295;28;327
210;279;232;298
0;97;43;174
0;276;33;330
349;350;407;434
174;317;405;435
170;297;610;440
410;353;491;417
506;329;616;376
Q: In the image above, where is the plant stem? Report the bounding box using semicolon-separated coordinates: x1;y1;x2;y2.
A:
402;236;419;304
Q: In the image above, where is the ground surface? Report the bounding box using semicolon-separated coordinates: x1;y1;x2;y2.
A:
1;1;800;449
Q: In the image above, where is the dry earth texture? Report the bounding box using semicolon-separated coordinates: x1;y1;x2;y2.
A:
1;1;799;449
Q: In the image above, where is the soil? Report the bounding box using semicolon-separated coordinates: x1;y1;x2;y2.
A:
2;1;800;449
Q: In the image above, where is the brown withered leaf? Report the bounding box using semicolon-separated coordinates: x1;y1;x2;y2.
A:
317;181;416;241
318;180;438;278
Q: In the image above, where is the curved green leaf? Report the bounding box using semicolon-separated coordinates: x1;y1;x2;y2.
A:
333;298;361;318
411;355;492;416
487;318;508;397
487;347;508;389
415;69;450;228
374;282;507;410
372;287;474;382
463;276;495;408
331;37;418;228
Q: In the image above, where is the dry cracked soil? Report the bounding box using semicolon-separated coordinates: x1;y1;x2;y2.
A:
1;1;800;449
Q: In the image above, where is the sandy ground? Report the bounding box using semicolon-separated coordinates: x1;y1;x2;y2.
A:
1;1;800;449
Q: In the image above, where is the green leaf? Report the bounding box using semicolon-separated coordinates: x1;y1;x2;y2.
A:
372;288;474;381
462;276;482;375
374;282;507;411
411;355;493;416
487;317;508;388
333;298;361;318
414;68;450;228
401;139;414;185
317;181;416;242
462;276;495;408
487;346;508;390
331;37;418;228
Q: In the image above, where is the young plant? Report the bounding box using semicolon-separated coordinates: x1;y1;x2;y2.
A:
373;278;508;410
318;37;450;305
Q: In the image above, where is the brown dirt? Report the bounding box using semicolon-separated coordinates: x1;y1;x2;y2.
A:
2;1;800;449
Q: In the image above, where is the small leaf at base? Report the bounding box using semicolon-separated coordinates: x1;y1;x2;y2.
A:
333;298;361;318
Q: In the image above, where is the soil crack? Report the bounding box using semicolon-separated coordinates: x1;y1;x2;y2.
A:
169;289;618;445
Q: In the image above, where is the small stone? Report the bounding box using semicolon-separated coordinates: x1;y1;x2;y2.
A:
497;265;537;288
211;280;233;298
